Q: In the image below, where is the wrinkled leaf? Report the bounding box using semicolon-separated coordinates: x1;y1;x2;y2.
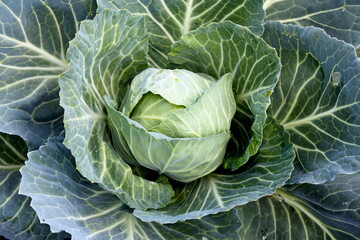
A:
0;0;96;150
97;0;264;67
237;173;360;239
169;22;280;170
264;0;360;48
59;9;174;210
237;172;360;240
19;134;242;240
279;173;360;240
236;197;327;239
264;22;360;184
0;133;69;240
133;117;294;224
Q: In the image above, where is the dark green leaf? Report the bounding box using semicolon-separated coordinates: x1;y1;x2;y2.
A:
279;173;360;240
264;22;360;184
19;134;242;240
237;173;360;239
0;0;97;150
97;0;265;67
265;0;360;48
169;22;280;170
236;197;328;240
0;133;69;240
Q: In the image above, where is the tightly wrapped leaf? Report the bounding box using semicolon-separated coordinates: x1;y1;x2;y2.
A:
106;68;236;182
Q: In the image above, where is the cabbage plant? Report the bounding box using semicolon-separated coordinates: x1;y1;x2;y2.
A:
0;0;360;239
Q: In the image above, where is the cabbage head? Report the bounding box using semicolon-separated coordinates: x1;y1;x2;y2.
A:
0;0;359;239
106;68;235;182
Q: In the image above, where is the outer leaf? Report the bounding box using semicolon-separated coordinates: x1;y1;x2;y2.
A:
263;22;360;184
264;0;360;48
169;22;280;170
0;0;96;150
238;174;360;239
277;173;360;240
59;9;174;210
236;198;328;240
0;133;69;240
19;134;242;240
97;0;264;67
133;117;294;224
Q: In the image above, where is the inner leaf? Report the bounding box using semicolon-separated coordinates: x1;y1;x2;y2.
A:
130;92;185;131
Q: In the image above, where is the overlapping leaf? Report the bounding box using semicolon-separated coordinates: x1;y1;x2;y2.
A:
0;133;69;240
106;97;230;183
59;9;174;210
237;173;360;240
19;134;241;240
279;173;360;240
133;117;294;224
264;0;360;48
0;0;96;150
236;197;327;239
263;22;360;184
97;0;264;67
169;22;280;170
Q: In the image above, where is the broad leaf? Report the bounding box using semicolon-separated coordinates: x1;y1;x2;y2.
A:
19;134;241;240
97;0;264;67
0;0;96;150
133;117;294;224
264;0;360;48
263;22;360;184
280;173;360;240
0;133;69;240
169;22;281;170
237;172;360;240
236;197;328;239
59;9;174;210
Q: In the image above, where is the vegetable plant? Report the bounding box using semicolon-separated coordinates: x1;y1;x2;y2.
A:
0;0;359;239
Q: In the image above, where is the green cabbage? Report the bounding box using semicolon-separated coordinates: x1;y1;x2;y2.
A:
1;0;359;239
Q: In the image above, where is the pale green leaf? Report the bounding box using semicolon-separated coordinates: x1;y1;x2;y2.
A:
0;0;96;150
130;93;185;131
105;97;230;183
263;22;360;184
152;74;236;138
121;68;214;116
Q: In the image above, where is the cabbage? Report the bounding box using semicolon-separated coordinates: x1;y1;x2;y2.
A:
1;0;359;239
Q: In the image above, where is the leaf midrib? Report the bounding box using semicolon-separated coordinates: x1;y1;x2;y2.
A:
276;189;336;240
1;34;68;70
282;102;360;129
